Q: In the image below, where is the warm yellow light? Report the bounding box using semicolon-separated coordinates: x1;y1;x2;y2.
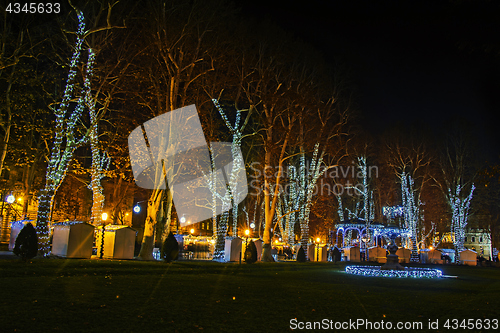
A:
101;212;108;221
429;246;434;251
190;228;195;234
17;197;23;203
245;229;250;236
275;239;278;244
316;237;320;243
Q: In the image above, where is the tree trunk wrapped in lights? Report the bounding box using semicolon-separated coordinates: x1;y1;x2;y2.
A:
336;156;375;254
275;165;300;246
204;143;232;262
299;144;332;258
212;99;251;237
449;183;475;262
437;127;476;263
35;12;91;255
295;98;347;259
85;49;110;227
284;165;299;245
401;172;421;262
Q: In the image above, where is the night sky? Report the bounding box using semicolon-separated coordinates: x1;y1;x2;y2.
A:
242;0;500;162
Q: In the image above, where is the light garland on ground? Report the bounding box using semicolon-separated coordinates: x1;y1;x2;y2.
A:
345;265;442;279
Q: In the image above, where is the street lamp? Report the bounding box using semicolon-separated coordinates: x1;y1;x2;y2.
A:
134;200;151;214
316;237;321;262
100;212;108;259
5;194;22;219
245;229;250;250
6;194;15;204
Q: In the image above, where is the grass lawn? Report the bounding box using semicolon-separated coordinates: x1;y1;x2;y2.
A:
1;259;499;332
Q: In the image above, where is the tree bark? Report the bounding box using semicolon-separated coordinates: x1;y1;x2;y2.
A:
138;189;163;260
261;125;290;262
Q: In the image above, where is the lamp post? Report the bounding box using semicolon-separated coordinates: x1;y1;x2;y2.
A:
5;194;21;219
134;199;151;214
245;229;250;251
99;212;108;259
316;237;320;262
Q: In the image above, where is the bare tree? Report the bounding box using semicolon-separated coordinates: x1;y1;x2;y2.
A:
0;6;39;178
35;10;92;254
134;0;234;260
384;128;432;261
437;126;476;262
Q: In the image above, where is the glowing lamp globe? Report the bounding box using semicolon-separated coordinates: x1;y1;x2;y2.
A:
190;228;195;234
101;212;108;221
6;195;15;204
245;229;250;236
250;222;255;229
133;205;141;213
180;216;186;224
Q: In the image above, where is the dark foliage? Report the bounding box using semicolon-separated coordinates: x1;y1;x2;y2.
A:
244;240;257;263
296;246;306;262
161;232;179;263
13;223;38;261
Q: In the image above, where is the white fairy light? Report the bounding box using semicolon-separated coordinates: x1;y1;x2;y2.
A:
400;172;421;262
345;265;442;278
35;11;92;255
449;183;475;261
